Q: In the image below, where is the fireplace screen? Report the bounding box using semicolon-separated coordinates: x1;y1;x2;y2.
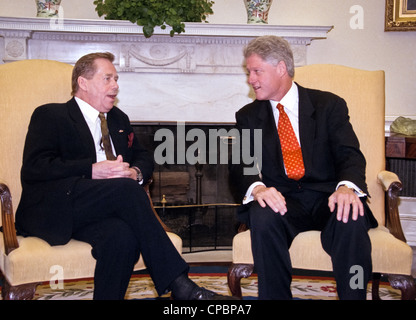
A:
134;123;241;251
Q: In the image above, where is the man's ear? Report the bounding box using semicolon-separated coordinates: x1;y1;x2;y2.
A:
276;60;288;78
77;76;88;91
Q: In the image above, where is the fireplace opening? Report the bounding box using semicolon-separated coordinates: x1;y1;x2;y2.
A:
133;122;241;252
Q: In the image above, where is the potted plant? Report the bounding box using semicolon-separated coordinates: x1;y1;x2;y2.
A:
94;0;214;38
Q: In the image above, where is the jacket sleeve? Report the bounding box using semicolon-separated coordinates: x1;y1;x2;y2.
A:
108;108;154;184
326;96;368;193
21;105;93;185
128;131;154;184
228;106;263;203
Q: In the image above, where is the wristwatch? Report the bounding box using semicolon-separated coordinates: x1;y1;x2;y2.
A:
131;166;143;182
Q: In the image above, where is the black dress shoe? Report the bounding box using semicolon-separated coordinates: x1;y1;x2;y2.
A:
170;273;239;300
188;287;240;300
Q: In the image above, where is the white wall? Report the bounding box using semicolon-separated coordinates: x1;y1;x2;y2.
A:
1;0;415;119
209;0;416;121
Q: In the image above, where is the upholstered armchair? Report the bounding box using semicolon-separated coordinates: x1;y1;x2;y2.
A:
0;59;182;300
227;64;415;300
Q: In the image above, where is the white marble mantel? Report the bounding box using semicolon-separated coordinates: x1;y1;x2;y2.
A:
0;16;332;123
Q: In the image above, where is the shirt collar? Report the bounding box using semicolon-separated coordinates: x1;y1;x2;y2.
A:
269;81;298;113
75;96;101;123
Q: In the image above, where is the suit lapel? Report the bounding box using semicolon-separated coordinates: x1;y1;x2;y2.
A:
107;108;128;157
256;100;285;174
297;84;316;176
67;97;97;162
68;99;127;161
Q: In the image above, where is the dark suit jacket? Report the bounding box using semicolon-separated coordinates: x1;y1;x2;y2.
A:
15;97;154;245
229;84;368;220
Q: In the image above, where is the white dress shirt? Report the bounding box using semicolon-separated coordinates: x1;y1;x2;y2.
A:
270;81;300;143
75;97;116;163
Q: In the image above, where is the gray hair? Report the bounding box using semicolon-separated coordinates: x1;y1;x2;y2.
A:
243;36;295;78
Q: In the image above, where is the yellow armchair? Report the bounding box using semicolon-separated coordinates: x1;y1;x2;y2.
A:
227;64;415;300
0;59;182;299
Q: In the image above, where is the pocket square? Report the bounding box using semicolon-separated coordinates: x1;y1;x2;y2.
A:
127;132;134;148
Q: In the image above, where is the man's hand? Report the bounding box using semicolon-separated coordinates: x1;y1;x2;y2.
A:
92;155;137;180
252;185;287;215
328;185;364;223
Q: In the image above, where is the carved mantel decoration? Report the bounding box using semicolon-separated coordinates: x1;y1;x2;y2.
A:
0;17;332;123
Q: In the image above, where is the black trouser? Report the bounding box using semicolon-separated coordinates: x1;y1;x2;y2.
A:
248;189;377;300
71;178;189;300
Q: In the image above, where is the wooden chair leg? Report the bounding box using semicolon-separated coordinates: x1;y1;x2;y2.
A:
1;280;40;300
227;263;254;298
388;274;416;300
371;272;381;300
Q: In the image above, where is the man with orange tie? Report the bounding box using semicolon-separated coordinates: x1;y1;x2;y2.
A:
229;36;378;300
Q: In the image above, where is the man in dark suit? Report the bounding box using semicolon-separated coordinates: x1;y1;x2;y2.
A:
15;52;233;300
229;36;378;300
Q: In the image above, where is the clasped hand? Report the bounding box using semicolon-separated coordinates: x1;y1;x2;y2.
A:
92;155;136;180
252;185;364;223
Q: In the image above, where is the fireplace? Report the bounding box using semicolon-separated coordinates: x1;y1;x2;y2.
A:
134;122;239;204
134;122;241;251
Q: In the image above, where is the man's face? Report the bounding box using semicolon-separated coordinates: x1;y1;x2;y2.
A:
79;58;119;113
245;53;288;101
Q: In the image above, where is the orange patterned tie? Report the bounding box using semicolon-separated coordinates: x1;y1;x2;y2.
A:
276;103;305;180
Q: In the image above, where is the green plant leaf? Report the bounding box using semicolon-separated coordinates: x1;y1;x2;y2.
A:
94;0;214;37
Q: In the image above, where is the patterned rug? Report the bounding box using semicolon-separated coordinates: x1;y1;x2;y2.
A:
32;267;402;300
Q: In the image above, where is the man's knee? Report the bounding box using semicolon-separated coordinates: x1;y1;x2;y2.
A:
333;211;371;236
321;211;372;256
111;178;149;204
114;178;142;194
249;202;282;229
92;218;140;261
248;202;296;242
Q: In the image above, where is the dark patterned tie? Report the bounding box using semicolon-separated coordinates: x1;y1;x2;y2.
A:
98;112;116;160
277;103;305;180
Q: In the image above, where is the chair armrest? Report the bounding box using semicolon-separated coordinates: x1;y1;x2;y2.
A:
0;183;19;255
378;170;401;191
238;223;249;233
377;170;406;242
143;179;171;232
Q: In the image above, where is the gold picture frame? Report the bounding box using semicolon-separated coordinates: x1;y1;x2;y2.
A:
385;0;416;31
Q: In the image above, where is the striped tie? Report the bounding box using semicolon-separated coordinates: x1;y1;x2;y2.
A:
98;112;116;160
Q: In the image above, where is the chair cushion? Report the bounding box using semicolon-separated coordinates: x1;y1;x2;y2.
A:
0;232;182;286
232;227;413;275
